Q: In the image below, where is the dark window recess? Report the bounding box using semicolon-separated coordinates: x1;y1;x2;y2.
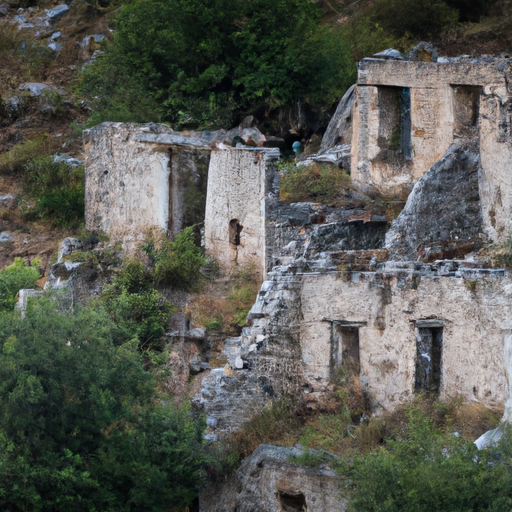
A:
229;219;243;246
331;323;360;377
452;85;481;135
415;327;443;393
400;88;413;159
277;488;307;512
377;86;412;159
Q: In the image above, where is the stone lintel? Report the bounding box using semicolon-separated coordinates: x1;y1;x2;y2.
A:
357;58;505;89
414;319;446;328
136;133;213;150
323;319;368;327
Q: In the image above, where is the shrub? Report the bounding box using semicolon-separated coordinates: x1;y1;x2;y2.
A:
0;258;40;311
102;260;174;350
22;156;85;228
143;227;206;290
372;0;459;38
279;161;351;204
346;408;512;512
0;137;47;174
0;298;209;510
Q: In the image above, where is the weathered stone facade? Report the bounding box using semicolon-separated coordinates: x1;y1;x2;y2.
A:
203;148;279;278
200;444;346;512
351;57;509;206
84;123;210;251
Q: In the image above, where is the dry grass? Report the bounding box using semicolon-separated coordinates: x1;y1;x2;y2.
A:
188;265;261;336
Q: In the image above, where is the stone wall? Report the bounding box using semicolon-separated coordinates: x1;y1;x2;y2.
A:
299;267;510;413
84;122;209;251
204;148;279;278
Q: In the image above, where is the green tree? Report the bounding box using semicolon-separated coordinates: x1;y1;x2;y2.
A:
0;298;209;511
347;408;512;511
78;0;353;129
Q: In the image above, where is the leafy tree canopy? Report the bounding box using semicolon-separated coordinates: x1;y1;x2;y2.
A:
0;297;209;511
78;0;354;129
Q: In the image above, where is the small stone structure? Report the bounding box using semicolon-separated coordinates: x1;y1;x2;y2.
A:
204;147;279;277
84;123;210;251
200;444;346;512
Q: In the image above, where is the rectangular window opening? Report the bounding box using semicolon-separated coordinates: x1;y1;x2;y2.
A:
377;86;412;160
452;85;481;136
331;323;360;378
415;327;443;393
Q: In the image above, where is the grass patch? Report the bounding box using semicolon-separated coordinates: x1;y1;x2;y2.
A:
279;160;351;205
189;265;261;335
0;137;49;174
21;155;84;229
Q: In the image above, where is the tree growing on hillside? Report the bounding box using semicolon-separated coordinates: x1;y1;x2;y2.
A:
78;0;353;129
0;298;209;511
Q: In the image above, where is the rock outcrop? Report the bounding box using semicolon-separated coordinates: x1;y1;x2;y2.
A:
385;139;485;261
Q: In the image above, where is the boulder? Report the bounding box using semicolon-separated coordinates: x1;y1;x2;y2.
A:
385;140;485;261
45;4;69;23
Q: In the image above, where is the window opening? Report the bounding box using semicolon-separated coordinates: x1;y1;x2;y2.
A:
452;85;481;136
331;323;360;377
377;86;412;159
415;327;443;393
229;219;243;246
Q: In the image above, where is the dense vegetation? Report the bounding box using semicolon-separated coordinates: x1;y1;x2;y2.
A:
0;297;210;511
78;0;354;129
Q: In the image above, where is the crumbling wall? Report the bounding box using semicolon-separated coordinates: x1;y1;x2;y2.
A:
200;444;346;512
204;148;279;277
84;122;209;251
351;58;506;197
299;268;510;413
479;72;512;245
84;123;172;250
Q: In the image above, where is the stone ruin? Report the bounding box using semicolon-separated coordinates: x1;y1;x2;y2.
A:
83;49;512;449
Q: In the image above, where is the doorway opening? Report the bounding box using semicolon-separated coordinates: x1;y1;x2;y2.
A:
331;322;360;377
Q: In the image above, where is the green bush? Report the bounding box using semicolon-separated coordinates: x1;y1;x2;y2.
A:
0;298;210;510
346;408;512;512
143;227;206;290
372;0;459;38
77;0;353;129
279;161;351;205
0;258;40;311
102;260;174;350
22;156;85;228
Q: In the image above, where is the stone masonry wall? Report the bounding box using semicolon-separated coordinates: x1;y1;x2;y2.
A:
351;58;507;197
204;148;279;278
299;269;511;413
84;123;172;250
84;122;210;252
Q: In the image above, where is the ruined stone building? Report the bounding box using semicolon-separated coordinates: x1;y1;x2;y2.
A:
84;50;512;439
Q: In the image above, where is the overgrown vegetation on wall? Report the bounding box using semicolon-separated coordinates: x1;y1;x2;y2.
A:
279;161;351;205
